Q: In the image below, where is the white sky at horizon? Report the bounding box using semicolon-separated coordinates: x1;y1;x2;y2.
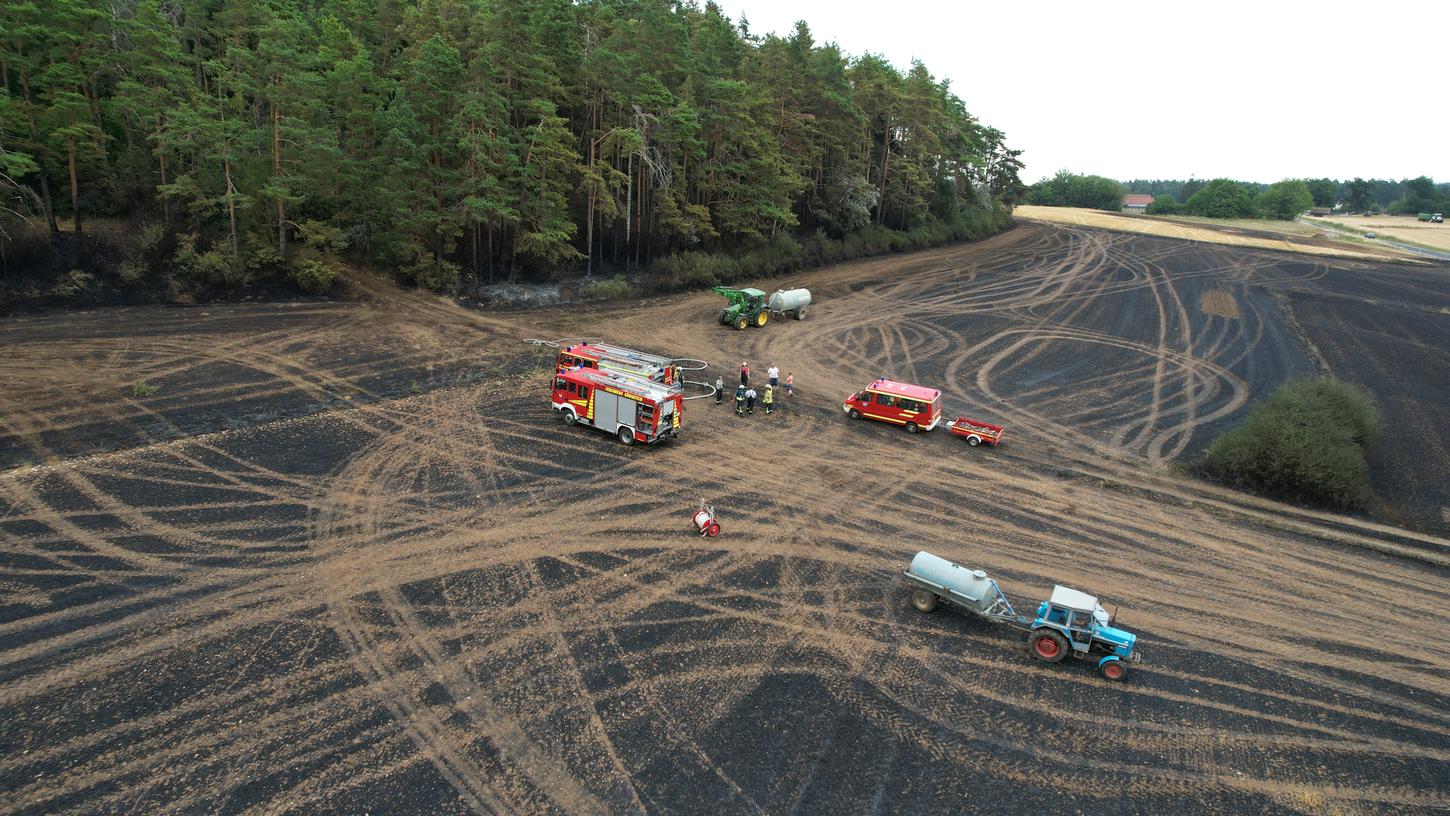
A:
711;0;1449;184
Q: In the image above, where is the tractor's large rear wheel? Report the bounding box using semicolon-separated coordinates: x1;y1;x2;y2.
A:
911;590;938;613
734;316;749;331
1029;630;1067;663
756;311;768;327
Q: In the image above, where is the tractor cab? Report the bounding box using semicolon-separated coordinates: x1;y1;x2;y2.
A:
1035;586;1106;649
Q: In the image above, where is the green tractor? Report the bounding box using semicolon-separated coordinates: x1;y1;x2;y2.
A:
713;286;770;330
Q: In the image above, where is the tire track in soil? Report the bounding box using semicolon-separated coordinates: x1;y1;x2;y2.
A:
2;222;1448;814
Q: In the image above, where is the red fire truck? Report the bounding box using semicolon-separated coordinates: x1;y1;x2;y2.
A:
552;367;683;445
843;379;943;433
556;342;680;388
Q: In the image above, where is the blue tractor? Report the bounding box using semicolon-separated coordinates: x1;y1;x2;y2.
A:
1025;585;1139;681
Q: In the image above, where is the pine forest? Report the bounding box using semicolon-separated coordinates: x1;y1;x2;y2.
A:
0;0;1024;301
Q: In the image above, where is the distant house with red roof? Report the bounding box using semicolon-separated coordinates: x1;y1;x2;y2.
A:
1122;194;1154;213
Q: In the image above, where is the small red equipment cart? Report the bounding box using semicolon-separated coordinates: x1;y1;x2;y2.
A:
948;417;1005;447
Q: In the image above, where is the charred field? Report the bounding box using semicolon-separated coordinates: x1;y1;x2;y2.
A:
1;222;1448;815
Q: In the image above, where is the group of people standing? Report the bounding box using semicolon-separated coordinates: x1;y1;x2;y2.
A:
714;362;793;416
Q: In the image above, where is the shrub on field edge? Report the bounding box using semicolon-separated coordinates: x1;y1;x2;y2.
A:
585;275;634;301
1256;180;1315;221
293;258;344;294
641;210;1010;295
1145;196;1180;215
1199;377;1379;509
1183;179;1257;219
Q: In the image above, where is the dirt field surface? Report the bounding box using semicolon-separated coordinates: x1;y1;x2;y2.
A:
3;223;1449;815
1017;205;1420;262
1305;215;1450;252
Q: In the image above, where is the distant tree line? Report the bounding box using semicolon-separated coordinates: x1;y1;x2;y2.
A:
1031;172;1448;221
1026;171;1123;211
0;0;1024;301
1127;176;1449;216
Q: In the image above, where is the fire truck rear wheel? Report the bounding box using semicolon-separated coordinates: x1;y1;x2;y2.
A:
618;427;635;445
905;422;919;434
849;408;862;420
562;410;577;426
911;590;938;613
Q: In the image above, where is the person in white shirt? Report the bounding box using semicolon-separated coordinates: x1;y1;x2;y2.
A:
767;365;779;389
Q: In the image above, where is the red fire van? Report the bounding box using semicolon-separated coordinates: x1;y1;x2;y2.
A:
843;379;942;433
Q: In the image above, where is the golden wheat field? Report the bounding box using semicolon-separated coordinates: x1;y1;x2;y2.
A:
1016;206;1418;261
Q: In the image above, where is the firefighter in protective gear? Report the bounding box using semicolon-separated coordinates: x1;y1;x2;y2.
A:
734;384;747;415
763;385;774;414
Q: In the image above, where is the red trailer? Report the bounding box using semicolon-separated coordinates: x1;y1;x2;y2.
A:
948;417;1005;447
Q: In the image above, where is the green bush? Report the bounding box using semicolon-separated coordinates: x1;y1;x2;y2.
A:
409;257;461;292
1183;179;1257;219
1145;195;1180;215
585;275;635;301
1256;180;1315;221
1199;377;1379;509
118;260;146;287
639;208;1011;295
293;258;343;294
48;269;95;299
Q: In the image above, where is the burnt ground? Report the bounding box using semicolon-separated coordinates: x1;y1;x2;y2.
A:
1;223;1448;815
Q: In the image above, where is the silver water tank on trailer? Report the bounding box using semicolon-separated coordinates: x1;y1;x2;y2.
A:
907;551;994;605
768;288;812;318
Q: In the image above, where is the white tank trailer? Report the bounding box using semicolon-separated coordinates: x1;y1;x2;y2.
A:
767;288;811;320
904;551;1020;620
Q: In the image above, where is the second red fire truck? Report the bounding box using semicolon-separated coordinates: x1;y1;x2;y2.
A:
552;367;683;445
556;342;681;388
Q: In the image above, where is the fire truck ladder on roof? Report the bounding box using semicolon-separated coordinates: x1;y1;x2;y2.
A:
591;342;671;367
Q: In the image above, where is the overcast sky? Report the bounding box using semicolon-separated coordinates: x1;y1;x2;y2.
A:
711;1;1448;184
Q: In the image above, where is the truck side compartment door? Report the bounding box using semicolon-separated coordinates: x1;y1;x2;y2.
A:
594;391;620;432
